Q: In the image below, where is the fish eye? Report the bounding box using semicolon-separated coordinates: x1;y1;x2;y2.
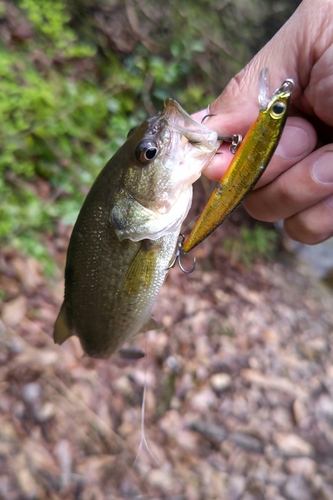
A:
135;140;159;165
127;126;138;138
270;101;286;118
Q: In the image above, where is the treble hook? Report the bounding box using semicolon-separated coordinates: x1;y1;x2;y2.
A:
201;113;216;125
167;234;196;274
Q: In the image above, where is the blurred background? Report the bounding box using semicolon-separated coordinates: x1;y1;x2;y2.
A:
2;1;333;499
0;0;301;265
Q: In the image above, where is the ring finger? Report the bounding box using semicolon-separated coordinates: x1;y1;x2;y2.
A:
284;194;333;244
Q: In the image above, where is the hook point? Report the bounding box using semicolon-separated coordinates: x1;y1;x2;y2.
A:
167;234;196;274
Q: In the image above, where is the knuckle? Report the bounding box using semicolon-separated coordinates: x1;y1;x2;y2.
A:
274;174;295;208
284;213;333;245
210;65;259;114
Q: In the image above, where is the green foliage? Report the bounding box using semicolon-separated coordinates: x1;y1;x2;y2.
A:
0;0;143;265
20;0;94;57
224;224;279;267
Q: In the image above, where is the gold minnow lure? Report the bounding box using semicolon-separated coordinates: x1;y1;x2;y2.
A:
53;99;223;359
182;68;294;254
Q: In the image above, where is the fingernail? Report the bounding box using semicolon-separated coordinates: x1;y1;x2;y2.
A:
275;126;309;159
312;152;333;184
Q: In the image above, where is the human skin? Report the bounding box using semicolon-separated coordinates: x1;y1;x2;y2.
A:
195;0;333;245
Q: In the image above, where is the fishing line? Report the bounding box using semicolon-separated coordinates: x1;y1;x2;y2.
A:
130;332;184;497
132;331;161;469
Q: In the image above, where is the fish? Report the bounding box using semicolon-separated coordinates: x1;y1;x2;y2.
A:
53;98;222;359
182;69;294;253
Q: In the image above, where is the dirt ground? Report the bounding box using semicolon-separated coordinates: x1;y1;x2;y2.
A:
1;216;333;500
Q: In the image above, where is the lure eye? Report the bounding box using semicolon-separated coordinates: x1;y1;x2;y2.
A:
270;100;286;118
135;140;158;165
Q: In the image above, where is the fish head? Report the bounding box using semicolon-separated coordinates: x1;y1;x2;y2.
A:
123;99;221;214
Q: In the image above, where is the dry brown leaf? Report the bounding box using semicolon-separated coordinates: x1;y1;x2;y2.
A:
273;432;314;456
1;295;27;328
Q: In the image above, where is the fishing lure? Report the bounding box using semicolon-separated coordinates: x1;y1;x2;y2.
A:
182;68;294;254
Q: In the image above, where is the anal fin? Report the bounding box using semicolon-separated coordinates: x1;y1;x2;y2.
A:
54;303;74;345
142;317;161;332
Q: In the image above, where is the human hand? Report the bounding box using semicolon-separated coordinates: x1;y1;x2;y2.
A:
196;0;333;244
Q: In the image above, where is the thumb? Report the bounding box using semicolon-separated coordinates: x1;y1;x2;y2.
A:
198;0;321;181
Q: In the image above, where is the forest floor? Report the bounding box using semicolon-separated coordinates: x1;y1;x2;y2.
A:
1;207;333;500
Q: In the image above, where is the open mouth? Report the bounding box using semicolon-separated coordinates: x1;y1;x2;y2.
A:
163;98;221;151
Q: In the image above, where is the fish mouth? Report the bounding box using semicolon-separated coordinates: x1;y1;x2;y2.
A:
162;98;220;151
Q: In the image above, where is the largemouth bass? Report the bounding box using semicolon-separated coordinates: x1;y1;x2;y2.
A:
54;99;221;358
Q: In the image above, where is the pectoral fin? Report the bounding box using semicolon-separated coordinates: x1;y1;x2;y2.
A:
123;241;159;296
53;303;74;345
